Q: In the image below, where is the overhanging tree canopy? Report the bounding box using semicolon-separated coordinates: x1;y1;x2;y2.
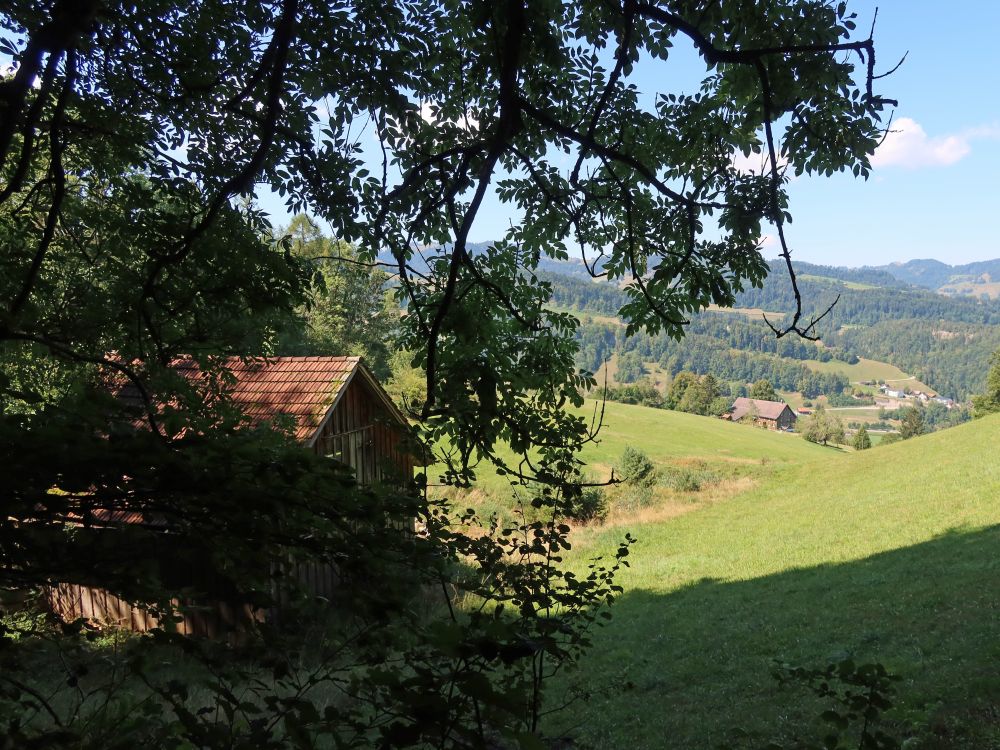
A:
2;0;895;485
0;0;902;632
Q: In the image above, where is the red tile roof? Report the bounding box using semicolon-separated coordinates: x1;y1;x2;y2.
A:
175;356;360;442
114;356;398;443
730;397;794;422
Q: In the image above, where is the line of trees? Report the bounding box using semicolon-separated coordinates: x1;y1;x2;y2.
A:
972;349;1000;417
545;260;1000;401
831;320;1000;400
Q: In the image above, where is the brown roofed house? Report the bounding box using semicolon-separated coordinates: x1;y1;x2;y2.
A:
728;397;797;431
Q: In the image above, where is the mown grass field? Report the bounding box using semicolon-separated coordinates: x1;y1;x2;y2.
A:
435;401;831;513
540;409;1000;749
800;273;880;290
800;356;925;385
939;279;1000;300
592;356;674;393
826;405;883;420
704;304;785;318
594;347;938;406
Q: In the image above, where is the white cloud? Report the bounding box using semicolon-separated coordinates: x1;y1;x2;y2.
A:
419;100;480;132
730;149;788;176
757;233;777;250
872;117;1000;169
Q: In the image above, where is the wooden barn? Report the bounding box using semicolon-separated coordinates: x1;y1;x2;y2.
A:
727;397;797;431
166;355;417;483
46;356;416;636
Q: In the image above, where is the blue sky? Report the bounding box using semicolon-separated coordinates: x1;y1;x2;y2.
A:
265;1;1000;267
775;1;1000;267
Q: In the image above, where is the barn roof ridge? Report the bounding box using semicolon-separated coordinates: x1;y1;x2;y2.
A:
730;396;793;421
112;355;407;443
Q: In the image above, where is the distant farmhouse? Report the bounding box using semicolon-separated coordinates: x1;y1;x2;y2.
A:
48;356;415;636
725;397;797;431
876;383;956;409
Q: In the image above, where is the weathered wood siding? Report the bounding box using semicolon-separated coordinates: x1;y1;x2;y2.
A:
46;585;257;638
311;375;415;484
776;407;797;431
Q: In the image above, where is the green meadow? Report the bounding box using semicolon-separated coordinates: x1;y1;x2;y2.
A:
437;401;830;508
799;273;880;290
800;356;932;389
530;408;1000;748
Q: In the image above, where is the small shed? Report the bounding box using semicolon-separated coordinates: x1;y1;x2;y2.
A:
47;356;415;635
729;397;797;430
165;355;415;483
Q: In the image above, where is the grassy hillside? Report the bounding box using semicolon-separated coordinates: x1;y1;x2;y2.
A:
546;412;1000;748
800;272;879;290
593;348;936;403
443;401;831;503
573;400;825;465
939;278;1000;300
801;356;935;392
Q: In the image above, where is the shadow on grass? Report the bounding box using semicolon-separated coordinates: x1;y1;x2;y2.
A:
554;524;1000;749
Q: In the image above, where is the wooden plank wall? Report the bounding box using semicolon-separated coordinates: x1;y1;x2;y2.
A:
312;375;415;484
46;584;257;638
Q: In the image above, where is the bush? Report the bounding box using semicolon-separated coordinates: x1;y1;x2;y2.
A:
567;485;609;524
708;396;732;416
660;463;720;492
613;484;654;513
617;445;656;487
852;424;872;451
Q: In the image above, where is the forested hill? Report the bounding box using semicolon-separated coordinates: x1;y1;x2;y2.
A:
542;262;1000;401
781;260;909;289
544;260;1000;327
736;260;1000;327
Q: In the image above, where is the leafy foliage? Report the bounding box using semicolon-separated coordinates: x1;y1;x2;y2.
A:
972;348;1000;417
275;214;397;379
749;379;779;402
852;424;872;451
617;446;656;488
768;658;901;750
616;351;646;384
595;378;665;409
898;406;927;440
800;405;846;446
566;485;610;525
0;0;897;744
0;475;633;748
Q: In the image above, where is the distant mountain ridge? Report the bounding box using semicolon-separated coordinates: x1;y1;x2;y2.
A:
872;258;1000;299
376;241;605;278
379;241;1000;299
